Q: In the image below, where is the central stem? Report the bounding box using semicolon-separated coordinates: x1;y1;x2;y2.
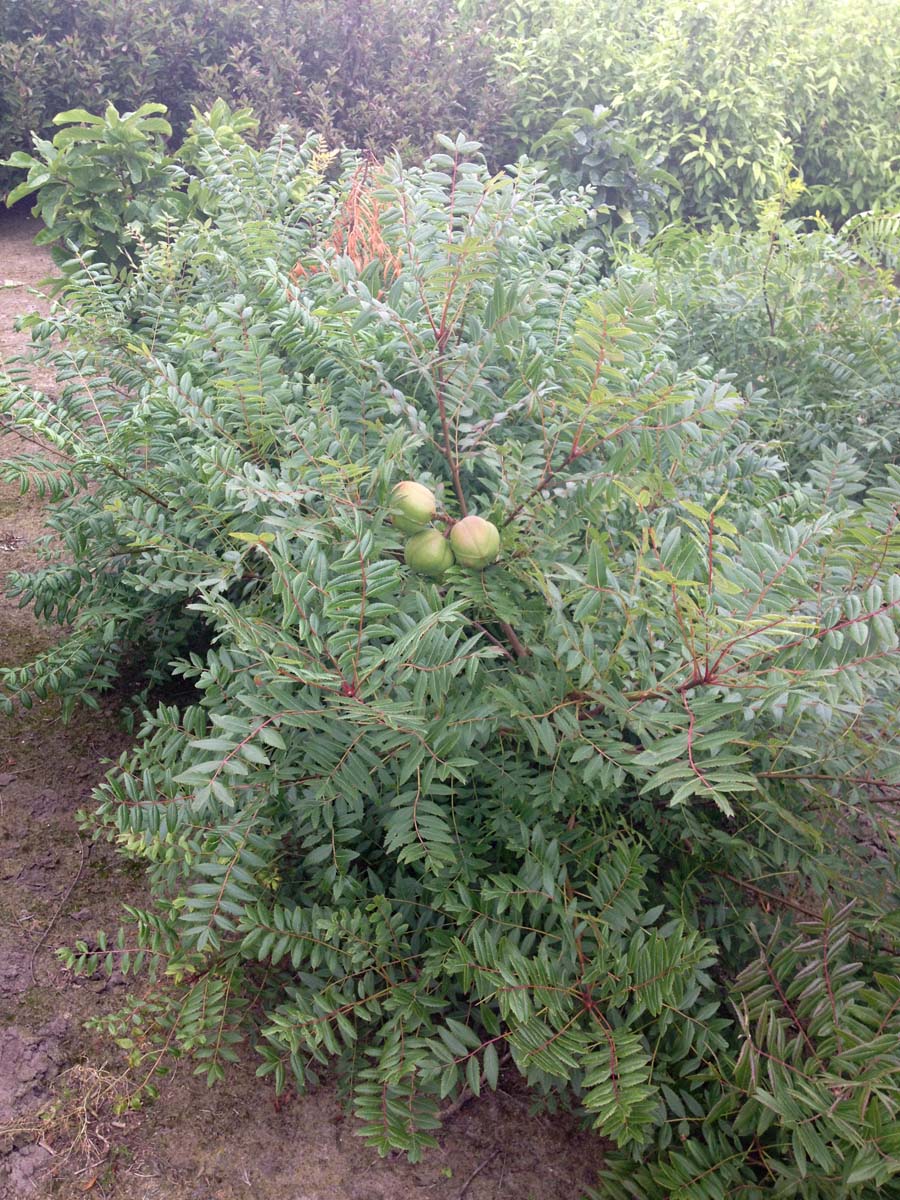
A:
435;369;468;517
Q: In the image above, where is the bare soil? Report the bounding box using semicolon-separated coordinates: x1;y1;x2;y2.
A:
0;209;605;1200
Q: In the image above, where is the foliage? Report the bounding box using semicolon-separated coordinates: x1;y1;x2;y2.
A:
534;104;678;250
3;0;898;230
0;0;247;194
190;0;507;164
602;908;900;1198
0;0;505;197
3;103;184;273
2;127;900;1196
479;0;900;226
626;200;900;481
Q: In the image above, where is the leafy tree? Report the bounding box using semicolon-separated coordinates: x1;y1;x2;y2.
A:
2;122;899;1195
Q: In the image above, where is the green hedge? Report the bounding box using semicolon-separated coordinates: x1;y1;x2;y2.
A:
0;0;505;196
481;0;900;225
3;0;898;228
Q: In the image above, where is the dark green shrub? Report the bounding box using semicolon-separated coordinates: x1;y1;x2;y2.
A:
2;127;899;1195
189;0;508;162
0;0;506;197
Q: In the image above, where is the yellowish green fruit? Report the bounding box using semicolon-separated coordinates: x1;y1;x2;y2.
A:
392;481;436;533
449;515;500;569
404;529;455;577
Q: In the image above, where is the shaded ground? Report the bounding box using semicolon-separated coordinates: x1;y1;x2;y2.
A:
0;208;606;1199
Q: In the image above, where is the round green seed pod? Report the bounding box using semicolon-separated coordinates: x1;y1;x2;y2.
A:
449;515;500;569
404;529;455;578
391;481;437;533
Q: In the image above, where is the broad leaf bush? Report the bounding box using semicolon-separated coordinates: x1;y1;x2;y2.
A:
2;127;900;1195
4;103;186;273
0;0;506;196
0;0;252;193
534;105;678;250
482;0;900;226
3;99;264;276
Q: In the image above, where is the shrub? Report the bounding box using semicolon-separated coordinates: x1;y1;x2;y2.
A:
534;104;678;251
188;0;508;163
0;0;506;197
482;0;900;226
4;0;897;230
627;199;900;480
2;126;899;1194
4;103;185;273
0;0;246;194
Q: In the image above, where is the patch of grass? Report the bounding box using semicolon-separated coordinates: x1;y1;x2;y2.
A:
2;1063;143;1183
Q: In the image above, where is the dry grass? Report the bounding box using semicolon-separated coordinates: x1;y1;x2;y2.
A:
1;1063;142;1188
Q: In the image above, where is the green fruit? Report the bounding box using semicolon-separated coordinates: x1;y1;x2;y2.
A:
405;529;455;577
391;480;436;533
449;515;500;569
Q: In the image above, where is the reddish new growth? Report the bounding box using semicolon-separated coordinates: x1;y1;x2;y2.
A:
290;156;401;289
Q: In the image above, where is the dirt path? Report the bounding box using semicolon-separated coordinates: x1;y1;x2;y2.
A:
0;209;57;660
0;210;604;1199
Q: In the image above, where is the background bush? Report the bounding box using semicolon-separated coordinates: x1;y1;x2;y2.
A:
3;0;898;232
2;122;899;1196
0;0;505;195
479;0;900;226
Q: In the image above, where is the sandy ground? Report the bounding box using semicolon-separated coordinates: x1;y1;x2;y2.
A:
0;208;606;1200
